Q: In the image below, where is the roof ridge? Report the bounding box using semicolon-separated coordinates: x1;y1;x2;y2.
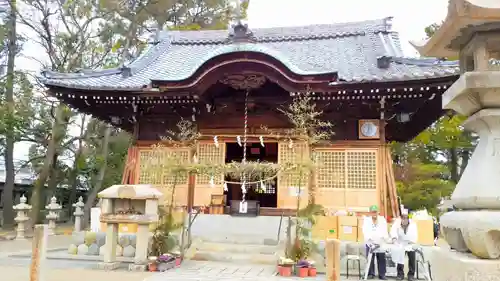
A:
167;17;392;45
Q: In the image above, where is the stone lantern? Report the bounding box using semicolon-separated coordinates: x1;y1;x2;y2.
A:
45;196;62;235
73;196;85;232
97;184;162;271
14;194;32;240
411;0;500;279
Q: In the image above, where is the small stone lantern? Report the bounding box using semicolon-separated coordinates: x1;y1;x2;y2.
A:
73;196;85;232
97;184;162;271
45;196;62;235
14;194;32;240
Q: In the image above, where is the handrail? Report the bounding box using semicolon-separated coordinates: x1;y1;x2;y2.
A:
276;211;284;245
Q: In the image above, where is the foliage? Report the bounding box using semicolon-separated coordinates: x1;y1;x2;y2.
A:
150;207;183;257
289;204;325;261
396;162;454;215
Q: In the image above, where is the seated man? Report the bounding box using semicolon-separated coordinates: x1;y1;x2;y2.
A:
362;205;389;280
390;209;418;281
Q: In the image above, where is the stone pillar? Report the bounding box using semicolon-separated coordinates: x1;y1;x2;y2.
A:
129;224;149;271
98;223;120;270
30;224;48;281
45;196;61;236
325;239;340;281
129;198;158;271
14;195;32;240
72;197;85;232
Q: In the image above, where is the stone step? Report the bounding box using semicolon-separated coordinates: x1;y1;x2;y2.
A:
199;235;281;245
191;250;278;265
196;242;278;255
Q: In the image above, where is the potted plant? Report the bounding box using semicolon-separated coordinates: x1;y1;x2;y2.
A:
277;257;294;277
170;250;182;266
148;256;158;272
308;260;317;277
157;254;176;272
296;260;310;278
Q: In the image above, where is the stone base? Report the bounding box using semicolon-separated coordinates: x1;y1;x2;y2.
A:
128;263;147;272
441;210;500;258
430;247;500;281
97;261;121;271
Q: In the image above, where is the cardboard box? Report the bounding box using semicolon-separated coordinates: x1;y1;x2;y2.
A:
337;216;358;241
415;219;434;246
312;216;338;240
338;216;358;226
357;217;365;242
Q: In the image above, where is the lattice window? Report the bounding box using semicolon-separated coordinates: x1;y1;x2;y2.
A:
265;184;276;194
196;142;225;185
278;142;309;188
346;151;377;189
316;150;346;189
138;147;190;186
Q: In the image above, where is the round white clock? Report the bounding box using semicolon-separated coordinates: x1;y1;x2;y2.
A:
360;122;378;137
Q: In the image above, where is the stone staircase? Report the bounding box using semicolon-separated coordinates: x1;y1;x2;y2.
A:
191;239;282;264
187;214;287;265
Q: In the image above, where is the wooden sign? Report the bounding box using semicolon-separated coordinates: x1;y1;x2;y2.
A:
30;224;48;281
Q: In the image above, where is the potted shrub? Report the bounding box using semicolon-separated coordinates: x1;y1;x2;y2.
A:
277;257;294;277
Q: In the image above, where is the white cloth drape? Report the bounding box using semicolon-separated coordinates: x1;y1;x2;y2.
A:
362;216;389;253
90;207;101;233
390;218;418;264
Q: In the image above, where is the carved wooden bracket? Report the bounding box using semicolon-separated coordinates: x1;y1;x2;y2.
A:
219;74;266;90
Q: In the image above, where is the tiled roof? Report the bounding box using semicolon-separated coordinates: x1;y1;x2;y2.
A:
40;18;460;91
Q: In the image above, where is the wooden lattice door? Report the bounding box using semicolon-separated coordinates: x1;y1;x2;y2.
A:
314;148;378;211
136;146;190;206
195;142;225;206
277;141;309;208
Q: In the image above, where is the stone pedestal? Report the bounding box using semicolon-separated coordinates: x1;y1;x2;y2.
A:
73;196;85;232
430;247;500;281
45;196;61;236
439;72;500;259
14;195;31;240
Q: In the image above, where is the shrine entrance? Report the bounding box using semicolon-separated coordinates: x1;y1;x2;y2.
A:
224;142;278;209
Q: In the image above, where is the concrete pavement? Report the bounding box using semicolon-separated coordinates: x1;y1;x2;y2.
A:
0;234;386;281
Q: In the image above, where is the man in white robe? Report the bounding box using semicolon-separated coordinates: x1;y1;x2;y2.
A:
363;205;389;280
390;209;418;281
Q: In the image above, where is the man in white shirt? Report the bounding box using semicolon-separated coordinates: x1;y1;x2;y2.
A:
363;205;389;280
390;209;418;281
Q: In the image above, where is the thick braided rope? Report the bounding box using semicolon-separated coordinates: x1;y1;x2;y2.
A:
241;90;249;202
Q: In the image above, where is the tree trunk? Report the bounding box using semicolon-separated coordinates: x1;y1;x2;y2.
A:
45;154;59;200
67;116;87;216
30;104;66;225
82;125;111;228
2;0;18;229
448;147;459;183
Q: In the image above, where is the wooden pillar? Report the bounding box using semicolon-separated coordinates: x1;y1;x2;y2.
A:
325;239;341;281
30;224;48;281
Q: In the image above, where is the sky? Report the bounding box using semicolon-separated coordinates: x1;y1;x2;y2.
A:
12;0;450;162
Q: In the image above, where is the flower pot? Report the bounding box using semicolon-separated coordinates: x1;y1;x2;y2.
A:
175;257;182;267
148;262;157;272
308;267;317;277
297;267;309;278
278;265;292;277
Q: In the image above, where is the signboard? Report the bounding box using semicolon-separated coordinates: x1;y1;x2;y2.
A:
239;201;248;213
